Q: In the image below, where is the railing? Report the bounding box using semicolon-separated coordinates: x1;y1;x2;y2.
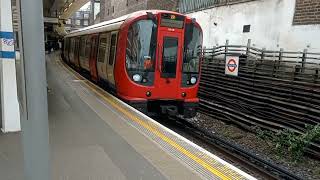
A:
178;0;257;13
199;39;320;158
178;0;219;13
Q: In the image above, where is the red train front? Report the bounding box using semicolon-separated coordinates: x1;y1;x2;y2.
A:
63;10;203;118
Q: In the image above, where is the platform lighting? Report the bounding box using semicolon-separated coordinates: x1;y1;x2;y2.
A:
69;3;73;7
64;8;68;12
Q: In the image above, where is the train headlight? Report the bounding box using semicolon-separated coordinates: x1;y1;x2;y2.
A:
190;77;197;84
132;74;142;82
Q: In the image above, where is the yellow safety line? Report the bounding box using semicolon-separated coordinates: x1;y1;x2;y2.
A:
56;60;235;180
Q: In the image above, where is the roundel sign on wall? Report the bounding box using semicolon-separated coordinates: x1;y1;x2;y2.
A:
225;56;239;76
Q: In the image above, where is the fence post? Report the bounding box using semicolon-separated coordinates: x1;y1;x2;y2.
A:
246;39;251;60
279;48;283;62
209;46;214;64
225;39;229;63
314;69;318;83
301;49;307;73
274;48;283;77
278;48;283;68
261;48;266;61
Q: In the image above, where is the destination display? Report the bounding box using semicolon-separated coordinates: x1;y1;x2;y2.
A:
160;13;185;29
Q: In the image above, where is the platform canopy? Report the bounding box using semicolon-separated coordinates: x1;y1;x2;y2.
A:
43;0;91;35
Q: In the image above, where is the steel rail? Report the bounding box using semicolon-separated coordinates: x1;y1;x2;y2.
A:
161;115;304;180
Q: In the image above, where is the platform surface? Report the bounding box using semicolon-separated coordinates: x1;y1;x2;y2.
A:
0;52;255;180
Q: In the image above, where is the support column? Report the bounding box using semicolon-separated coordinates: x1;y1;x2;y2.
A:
0;0;21;132
19;0;50;179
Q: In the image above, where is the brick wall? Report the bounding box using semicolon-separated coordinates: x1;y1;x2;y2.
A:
100;0;178;21
293;0;320;25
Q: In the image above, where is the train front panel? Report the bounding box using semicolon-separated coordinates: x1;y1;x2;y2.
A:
115;11;203;117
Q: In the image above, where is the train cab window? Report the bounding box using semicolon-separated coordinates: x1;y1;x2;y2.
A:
98;33;108;63
162;37;178;78
126;20;157;85
108;33;117;65
183;23;202;73
181;23;203;87
80;36;87;57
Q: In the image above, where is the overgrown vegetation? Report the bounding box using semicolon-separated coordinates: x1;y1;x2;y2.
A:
256;124;320;162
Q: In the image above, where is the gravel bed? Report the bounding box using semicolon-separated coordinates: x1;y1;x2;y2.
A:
192;113;320;180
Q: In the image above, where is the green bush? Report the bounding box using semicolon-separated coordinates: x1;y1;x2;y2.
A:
256;124;320;162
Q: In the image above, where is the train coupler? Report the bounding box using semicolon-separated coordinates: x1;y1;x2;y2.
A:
161;105;178;116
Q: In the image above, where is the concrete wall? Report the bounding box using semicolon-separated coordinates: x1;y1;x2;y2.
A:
187;0;320;52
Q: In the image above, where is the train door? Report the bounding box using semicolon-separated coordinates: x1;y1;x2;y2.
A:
89;35;99;82
106;31;118;86
97;33;110;81
82;35;91;72
63;38;70;62
155;31;183;99
69;38;75;65
74;37;81;70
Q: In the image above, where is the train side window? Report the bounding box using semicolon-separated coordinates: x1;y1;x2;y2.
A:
85;36;91;58
80;36;86;57
108;33;118;65
97;33;108;62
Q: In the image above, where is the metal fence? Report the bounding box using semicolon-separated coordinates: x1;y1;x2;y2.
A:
199;39;320;157
178;0;256;13
178;0;219;13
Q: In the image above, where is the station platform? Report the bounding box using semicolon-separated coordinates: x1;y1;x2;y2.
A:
0;52;255;180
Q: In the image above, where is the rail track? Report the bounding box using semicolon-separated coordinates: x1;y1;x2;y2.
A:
158;115;303;180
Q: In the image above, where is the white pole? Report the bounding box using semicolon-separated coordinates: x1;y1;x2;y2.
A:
0;0;21;132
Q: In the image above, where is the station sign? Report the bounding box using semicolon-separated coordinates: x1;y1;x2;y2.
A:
225;56;239;76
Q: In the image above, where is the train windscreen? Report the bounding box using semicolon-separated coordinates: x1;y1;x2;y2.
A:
181;23;202;87
126;19;157;86
183;24;202;73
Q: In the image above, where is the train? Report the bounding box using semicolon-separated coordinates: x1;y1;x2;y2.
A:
62;10;203;118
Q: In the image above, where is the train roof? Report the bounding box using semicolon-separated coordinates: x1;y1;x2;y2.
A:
64;10;186;38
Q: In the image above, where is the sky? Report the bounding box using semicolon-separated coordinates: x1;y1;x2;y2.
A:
80;2;91;10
